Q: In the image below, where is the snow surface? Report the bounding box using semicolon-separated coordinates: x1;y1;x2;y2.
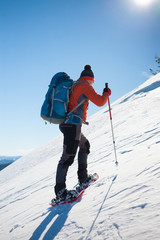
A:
0;73;160;240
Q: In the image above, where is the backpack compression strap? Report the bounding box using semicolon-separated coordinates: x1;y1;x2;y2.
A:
65;99;89;125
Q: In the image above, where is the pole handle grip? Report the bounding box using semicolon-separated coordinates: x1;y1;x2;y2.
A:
105;82;108;89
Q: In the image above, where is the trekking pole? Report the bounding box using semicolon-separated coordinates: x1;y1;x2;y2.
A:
106;83;118;166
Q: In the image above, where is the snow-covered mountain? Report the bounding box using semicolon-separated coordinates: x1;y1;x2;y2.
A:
0;73;160;240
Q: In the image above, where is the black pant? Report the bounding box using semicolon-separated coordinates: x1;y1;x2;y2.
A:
54;123;90;195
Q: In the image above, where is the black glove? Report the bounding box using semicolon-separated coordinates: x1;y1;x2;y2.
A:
103;83;111;96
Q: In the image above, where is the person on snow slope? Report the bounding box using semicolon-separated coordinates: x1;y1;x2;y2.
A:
54;65;111;202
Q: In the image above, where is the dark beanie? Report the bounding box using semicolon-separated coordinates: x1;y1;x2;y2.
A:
80;65;94;79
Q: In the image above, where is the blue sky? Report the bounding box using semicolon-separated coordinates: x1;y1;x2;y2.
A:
0;0;160;156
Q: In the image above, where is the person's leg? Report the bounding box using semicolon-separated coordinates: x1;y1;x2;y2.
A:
55;124;81;195
77;133;90;183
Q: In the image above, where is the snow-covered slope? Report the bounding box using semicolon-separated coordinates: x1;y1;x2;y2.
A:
0;73;160;240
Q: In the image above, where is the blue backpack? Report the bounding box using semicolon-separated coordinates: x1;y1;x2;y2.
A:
41;72;74;124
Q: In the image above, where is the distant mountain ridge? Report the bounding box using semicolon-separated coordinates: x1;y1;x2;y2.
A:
0;156;22;171
0;156;22;164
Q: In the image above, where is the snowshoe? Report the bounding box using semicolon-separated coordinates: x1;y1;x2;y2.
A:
51;188;79;205
76;173;99;192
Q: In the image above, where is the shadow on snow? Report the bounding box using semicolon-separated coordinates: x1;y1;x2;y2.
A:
120;81;160;104
29;203;74;240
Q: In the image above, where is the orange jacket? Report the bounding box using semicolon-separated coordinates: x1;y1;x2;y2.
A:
68;78;109;122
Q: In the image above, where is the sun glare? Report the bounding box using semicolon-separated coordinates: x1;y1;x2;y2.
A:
134;0;155;7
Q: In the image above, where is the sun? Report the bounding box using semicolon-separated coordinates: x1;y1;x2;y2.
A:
133;0;155;7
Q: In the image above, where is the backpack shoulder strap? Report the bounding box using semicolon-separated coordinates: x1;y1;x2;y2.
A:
67;99;85;116
70;80;86;93
69;79;87;114
65;80;88;124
